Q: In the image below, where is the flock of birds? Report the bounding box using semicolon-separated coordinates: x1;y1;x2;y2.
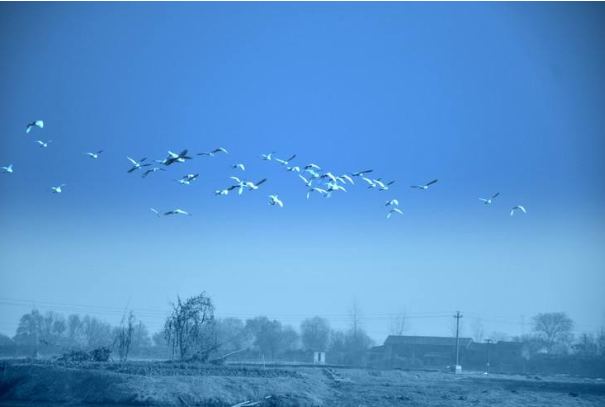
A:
2;120;528;218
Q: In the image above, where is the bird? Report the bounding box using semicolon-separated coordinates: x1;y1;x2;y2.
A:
162;149;192;166
268;195;284;208
214;186;236;196
320;172;337;183
387;208;404;219
375;179;395;191
510;205;527;216
286;166;300;172
261;152;275;161
362;177;376;188
34;140;52;148
127;157;151;173
85;150;104;159
182;174;199;182
479;192;500;205
175;179;192;185
326;182;347;193
351;169;373;177
304;168;321;179
141;167;166;178
298;174;313;187
232;163;245;171
1;164;13;174
230;176;246;195
275;154;296;166
340;174;355;185
385;199;400;207
26;120;44;133
164;209;192;216
51;184;66;194
150;208;160;217
198;147;228;157
304;163;322;171
307;188;329;199
411;179;438;190
245;178;267;191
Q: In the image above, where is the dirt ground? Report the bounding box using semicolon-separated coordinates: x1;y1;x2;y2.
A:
1;360;604;406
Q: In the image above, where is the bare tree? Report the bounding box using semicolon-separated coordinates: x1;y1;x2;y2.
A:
301;317;331;351
389;309;409;336
114;311;135;362
349;300;363;336
532;312;574;354
164;292;215;360
472;317;485;343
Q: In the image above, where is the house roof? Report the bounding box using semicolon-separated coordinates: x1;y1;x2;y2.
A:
384;335;473;348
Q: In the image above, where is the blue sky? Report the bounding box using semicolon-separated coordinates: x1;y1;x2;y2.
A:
1;2;604;341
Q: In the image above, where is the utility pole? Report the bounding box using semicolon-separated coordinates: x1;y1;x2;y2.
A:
453;311;463;373
485;339;492;374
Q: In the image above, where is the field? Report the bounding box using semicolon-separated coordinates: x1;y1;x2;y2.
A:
1;360;605;407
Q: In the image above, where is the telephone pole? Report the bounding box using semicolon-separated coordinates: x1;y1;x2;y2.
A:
453;311;463;372
485;339;492;373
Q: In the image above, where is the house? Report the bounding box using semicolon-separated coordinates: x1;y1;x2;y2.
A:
381;335;474;368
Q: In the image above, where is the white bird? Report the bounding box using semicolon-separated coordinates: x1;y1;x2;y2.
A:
162;149;192;166
85;150;104;159
230;176;246;195
304;163;322;171
175;179;192;185
182;174;199;182
261;152;275;161
340;174;355;185
164;209;191;216
479;192;500;205
286;166;300;172
510;205;527;216
198;147;228;157
51;184;66;194
1;164;13;174
385;199;399;207
320;172;337;183
214;187;235;196
275;154;296;166
150;208;160;217
245;178;267;191
304;168;321;179
387;208;404;219
327;182;347;193
141;167;166;178
298;174;313;187
375;179;395;191
127;156;151;173
307;188;329;199
351;169;373;177
26;120;44;133
411;179;438;190
362;177;376;188
232;163;245;171
34;140;52;148
268;195;284;208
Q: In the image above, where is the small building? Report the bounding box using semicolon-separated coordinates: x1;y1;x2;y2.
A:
313;351;326;365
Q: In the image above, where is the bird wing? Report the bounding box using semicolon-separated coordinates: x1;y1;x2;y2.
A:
426;179;438;186
492;192;500;199
126;156;137;165
255;178;267;186
478;198;488;203
287;154;296;162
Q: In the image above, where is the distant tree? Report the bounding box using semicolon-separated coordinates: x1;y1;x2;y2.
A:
300;317;331;351
531;312;574;354
246;317;284;359
214;317;250;354
572;333;598;357
114;311;135;362
13;309;44;349
0;333;14;349
489;331;509;342
81;315;113;349
389;309;409;336
164;292;215;360
131;321;152;354
472;318;485;343
280;325;300;352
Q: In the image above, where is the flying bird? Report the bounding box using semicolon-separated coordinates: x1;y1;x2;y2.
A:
275;154;296;166
150;208;160;217
385;199;400;207
232;163;245;171
2;164;13;174
340;174;355;185
375;179;395;191
127;157;151;173
510;205;527;216
387;208;404;219
182;174;199;182
51;184;66;194
411;179;438;190
261;152;275;161
286;166;300;172
351;169;373;177
198;147;228;157
162;149;192;166
214;186;236;196
141;167;166;178
164;209;192;216
268;195;284;208
307;187;330;199
34;140;52;148
26;120;44;133
85;150;104;159
245;178;267;191
298;174;313;187
479;192;500;205
304;164;322;171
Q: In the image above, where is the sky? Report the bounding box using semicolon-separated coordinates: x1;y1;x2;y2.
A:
1;2;604;343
